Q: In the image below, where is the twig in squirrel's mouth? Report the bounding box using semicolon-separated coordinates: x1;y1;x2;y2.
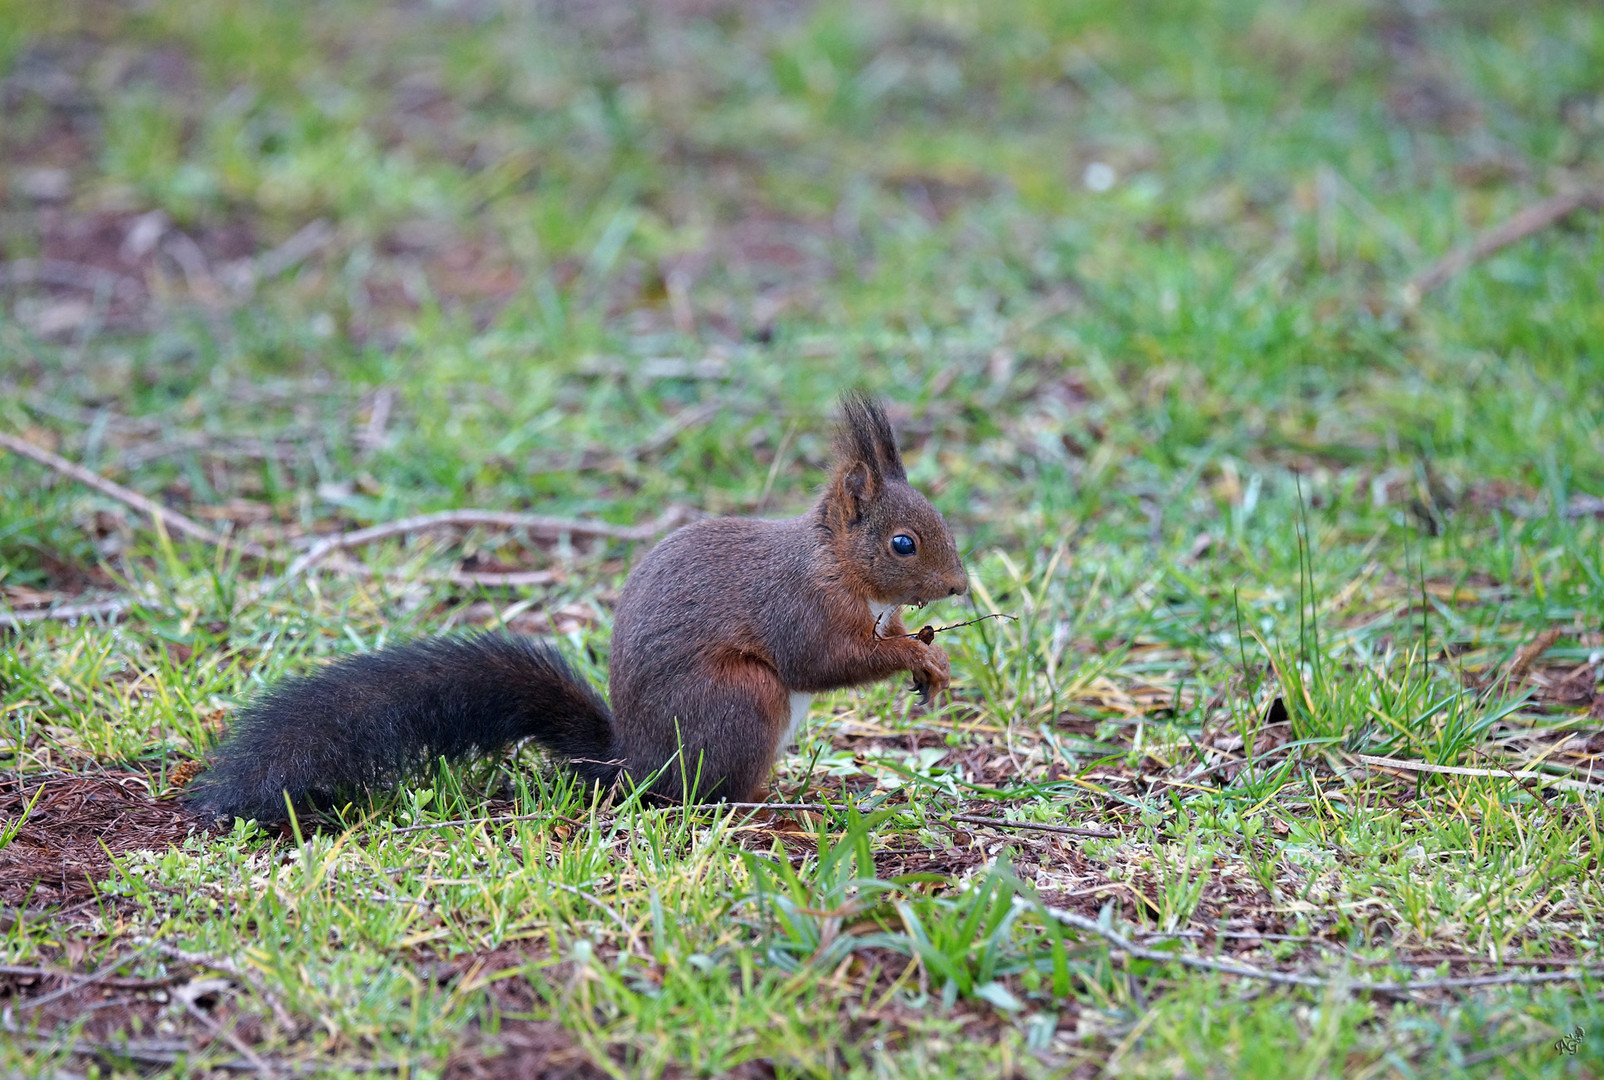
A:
900;612;1016;643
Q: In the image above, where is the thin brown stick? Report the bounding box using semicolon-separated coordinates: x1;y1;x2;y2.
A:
0;1026;398;1073
1459;1032;1570;1068
499;800;876;821
949;813;1118;839
179;994;281;1080
223;219;334;298
900;612;1017;642
0;257;145;302
1131;929;1314;944
0;962;174;988
1353;753;1541;780
635;400;722;458
3;428;697;593
1406;188;1604;299
0;597;133;627
1350;753;1599;794
1365;969;1603;992
719;802;839;812
277;505;696;585
12;949;152;1012
637;799;880;816
1506;626;1564;685
256;220;334;282
443;570;560;589
319;553;558;589
140;941;296;1033
1377;952;1594;969
0;431;268;557
1024;897;1604;994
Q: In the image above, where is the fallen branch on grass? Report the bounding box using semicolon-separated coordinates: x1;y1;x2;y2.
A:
0;257;145;302
139;940;297;1033
1505;626;1563;686
178;994;282;1080
1;428;698;599
718;802;843;812
0;597;133;628
0;430;267;556
242;219;333;292
0;962;175;989
1351;753;1600;794
0;1026;396;1074
949;813;1119;839
10;948;153;1012
1024;896;1604;995
320;553;560;590
1405;187;1604;300
386;800;894;837
277;504;698;586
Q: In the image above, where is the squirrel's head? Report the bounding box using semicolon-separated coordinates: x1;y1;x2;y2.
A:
821;392;968;607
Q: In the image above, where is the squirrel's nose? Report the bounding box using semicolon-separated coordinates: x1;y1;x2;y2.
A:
947;571;969;597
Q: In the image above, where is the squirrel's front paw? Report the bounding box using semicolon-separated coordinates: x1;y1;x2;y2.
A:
908;642;951;703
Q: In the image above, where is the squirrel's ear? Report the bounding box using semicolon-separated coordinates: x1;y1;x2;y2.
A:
834;460;877;521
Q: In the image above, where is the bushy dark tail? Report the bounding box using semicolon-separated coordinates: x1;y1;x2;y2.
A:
187;634;619;822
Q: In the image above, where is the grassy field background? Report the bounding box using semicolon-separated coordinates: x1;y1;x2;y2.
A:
2;0;1603;1075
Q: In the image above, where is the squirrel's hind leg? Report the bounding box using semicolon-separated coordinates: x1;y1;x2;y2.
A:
634;658;789;804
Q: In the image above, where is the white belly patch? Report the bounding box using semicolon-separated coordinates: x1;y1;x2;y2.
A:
868;599;899;639
783;692;813;749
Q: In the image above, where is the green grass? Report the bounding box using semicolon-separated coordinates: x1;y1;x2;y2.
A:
2;0;1603;1075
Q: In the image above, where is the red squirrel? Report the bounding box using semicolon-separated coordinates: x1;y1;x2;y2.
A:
189;393;968;821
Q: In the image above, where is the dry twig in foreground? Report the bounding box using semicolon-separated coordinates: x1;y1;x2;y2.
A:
1026;897;1604;996
1406;188;1604;299
0;598;134;628
0;431;267;556
949;814;1119;839
0;428;698;603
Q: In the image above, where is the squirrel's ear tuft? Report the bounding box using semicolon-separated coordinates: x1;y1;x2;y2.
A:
832;391;907;484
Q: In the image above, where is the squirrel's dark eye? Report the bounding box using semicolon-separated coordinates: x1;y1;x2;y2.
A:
890;534;916;556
